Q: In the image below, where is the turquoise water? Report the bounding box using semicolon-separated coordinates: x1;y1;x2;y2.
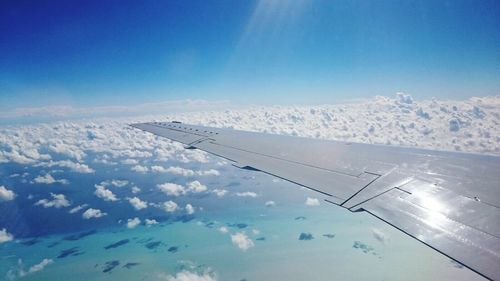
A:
1;200;483;280
0;155;486;280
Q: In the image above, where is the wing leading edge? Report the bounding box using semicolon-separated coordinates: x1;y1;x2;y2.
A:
131;121;500;280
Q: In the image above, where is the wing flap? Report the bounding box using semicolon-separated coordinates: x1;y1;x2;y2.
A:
360;185;500;279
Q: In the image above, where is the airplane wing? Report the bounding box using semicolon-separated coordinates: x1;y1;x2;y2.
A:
131;121;500;280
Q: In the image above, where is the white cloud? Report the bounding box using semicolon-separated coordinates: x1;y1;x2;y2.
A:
212;189;228;197
0;228;14;243
185;203;195;215
128;197;147;210
126;217;141;229
121;158;138;165
235;191;257;198
198;169;220;176
164;270;218;281
82;208;107;219
69;204;88;214
158;183;186;196
48;142;85;161
0;185;15;201
131;186;141;194
145;219;158;226
27;259;53;275
35;193;70;208
265;200;276;207
152;165;192;176
372;228;389;244
305;197;320;206
162;200;179;212
33;173;68;185
187;180;207;193
157;180;207;196
396;92;414;104
231;232;254;251
40;160;94;173
152;166;220;177
109;179;128;187
19;258;54;277
131;165;149;173
94;184;118;201
218;226;228;233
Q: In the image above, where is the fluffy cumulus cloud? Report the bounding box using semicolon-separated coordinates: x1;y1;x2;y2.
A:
211;189;228;197
305;197;320;206
265;200;276;207
35;193;70;208
145;218;158;226
82;208;107;219
0;228;14;243
121;158;138;165
372;228;388;244
1;95;498;205
33;173;68;185
187;180;207;193
131;165;149;173
0;185;15;201
162;200;179;212
185;203;195;215
157;181;207;197
126;217;141;229
94;184;118;202
69;204;88;214
96;179;129;187
151;165;220;177
231;232;254;251
235;191;257;198
38;160;94;173
128;196;148;210
163;270;218;281
158;183;186;197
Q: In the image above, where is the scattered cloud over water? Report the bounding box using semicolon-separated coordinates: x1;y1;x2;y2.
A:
0;228;14;243
32;173;68;185
126;217;141;229
82;208;107;219
94;184;118;202
305;197;320;206
185;204;195;215
372;228;389;244
235;191;258;198
231;232;254;251
68;204;88;214
0;185;16;201
18;258;54;277
128;197;148;210
35;193;70;208
145;219;159;226
162;200;179;213
161;270;218;281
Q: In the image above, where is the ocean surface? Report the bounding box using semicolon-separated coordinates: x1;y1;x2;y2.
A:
0;152;485;281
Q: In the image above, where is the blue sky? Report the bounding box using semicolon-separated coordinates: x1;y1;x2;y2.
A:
1;0;499;111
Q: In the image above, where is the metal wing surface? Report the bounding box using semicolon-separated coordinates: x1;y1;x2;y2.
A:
131;121;500;280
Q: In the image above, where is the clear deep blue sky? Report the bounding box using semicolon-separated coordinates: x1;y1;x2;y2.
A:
1;0;499;109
